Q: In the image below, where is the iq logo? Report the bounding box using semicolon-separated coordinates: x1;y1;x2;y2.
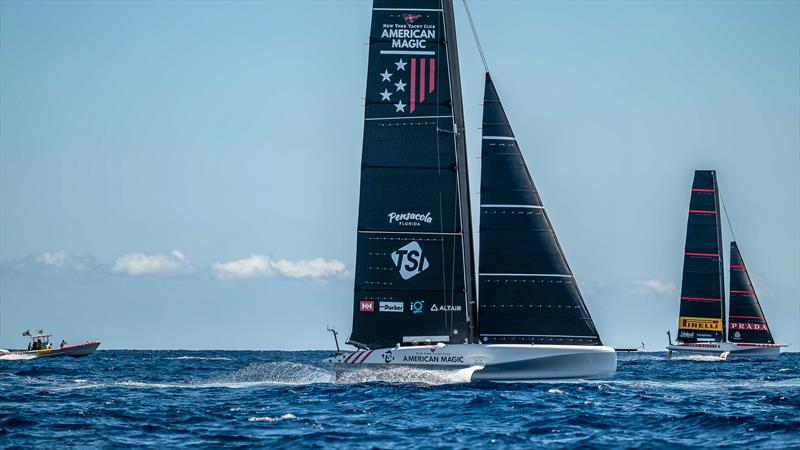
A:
410;300;425;314
391;241;430;280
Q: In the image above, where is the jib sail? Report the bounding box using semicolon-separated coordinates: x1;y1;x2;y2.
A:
677;170;725;343
347;0;477;349
476;73;601;346
728;241;774;344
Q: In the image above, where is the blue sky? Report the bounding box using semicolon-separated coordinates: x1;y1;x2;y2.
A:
1;1;798;350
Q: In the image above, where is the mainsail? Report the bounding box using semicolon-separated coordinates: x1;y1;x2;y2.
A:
728;241;774;344
476;73;601;346
348;0;477;349
677;170;725;343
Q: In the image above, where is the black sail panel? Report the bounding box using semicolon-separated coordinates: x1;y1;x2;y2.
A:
728;242;774;344
477;73;601;346
348;0;476;349
677;170;725;343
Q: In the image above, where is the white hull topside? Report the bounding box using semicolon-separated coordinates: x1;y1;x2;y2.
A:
667;341;781;358
326;343;617;381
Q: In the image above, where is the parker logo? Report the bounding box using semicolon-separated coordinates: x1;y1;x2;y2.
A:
402;13;422;24
431;304;462;312
391;241;429;280
359;300;375;312
680;316;722;332
379;301;404;313
388;212;432;227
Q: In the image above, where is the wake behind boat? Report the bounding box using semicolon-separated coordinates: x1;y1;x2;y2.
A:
1;330;101;359
667;171;784;358
324;0;616;381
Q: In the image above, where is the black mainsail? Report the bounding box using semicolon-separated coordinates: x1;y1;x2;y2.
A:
728;241;774;344
476;73;601;346
348;0;477;349
677;170;725;343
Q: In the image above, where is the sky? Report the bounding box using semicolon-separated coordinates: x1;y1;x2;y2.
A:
1;0;798;351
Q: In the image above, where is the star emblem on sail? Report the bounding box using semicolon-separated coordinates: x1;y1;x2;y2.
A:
378;58;436;114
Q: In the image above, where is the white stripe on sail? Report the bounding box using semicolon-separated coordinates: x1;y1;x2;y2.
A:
479;273;573;278
481;204;543;209
365;115;452;121
482;136;515;140
359;230;461;236
380;50;436;55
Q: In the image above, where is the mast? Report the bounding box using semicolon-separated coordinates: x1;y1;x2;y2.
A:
476;73;602;346
677;170;725;343
442;0;478;343
728;241;775;344
347;0;475;349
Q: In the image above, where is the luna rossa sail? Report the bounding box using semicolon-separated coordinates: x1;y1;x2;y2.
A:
677;170;725;343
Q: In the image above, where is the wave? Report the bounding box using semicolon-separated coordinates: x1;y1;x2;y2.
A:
333;365;478;385
166;356;232;361
247;413;297;423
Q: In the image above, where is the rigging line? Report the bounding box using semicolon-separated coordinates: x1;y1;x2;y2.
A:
462;0;489;73
719;188;737;243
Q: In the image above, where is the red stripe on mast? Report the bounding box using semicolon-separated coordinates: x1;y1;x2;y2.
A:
689;210;716;214
692;188;715;193
685;252;719;257
681;296;722;302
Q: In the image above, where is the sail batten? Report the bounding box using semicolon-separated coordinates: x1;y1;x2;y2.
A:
677;170;726;343
348;0;476;349
477;73;601;346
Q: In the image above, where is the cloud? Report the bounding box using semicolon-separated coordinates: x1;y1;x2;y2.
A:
271;258;346;279
33;251;87;270
112;250;191;276
212;255;346;280
631;279;676;294
212;255;273;279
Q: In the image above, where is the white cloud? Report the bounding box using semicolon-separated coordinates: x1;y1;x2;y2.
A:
632;279;676;294
212;255;273;280
271;258;346;279
112;250;191;276
36;251;68;267
34;251;86;270
212;255;347;280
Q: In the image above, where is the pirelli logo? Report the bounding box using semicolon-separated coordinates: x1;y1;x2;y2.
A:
680;316;722;331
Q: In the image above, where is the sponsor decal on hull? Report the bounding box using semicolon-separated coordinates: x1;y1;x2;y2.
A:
379;301;404;313
680;316;722;332
359;300;375;312
401;354;465;364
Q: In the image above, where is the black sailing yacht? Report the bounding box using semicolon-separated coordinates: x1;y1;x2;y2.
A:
667;170;783;358
325;0;616;380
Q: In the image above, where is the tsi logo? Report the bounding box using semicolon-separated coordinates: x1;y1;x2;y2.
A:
410;300;425;314
379;301;404;313
391;241;430;280
382;351;395;363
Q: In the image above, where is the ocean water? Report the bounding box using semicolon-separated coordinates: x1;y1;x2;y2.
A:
1;351;798;448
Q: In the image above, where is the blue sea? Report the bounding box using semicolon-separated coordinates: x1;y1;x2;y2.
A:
1;351;798;448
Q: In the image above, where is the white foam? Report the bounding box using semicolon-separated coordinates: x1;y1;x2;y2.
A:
0;353;37;361
247;413;297;423
334;365;478;385
167;356;231;361
547;388;565;395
